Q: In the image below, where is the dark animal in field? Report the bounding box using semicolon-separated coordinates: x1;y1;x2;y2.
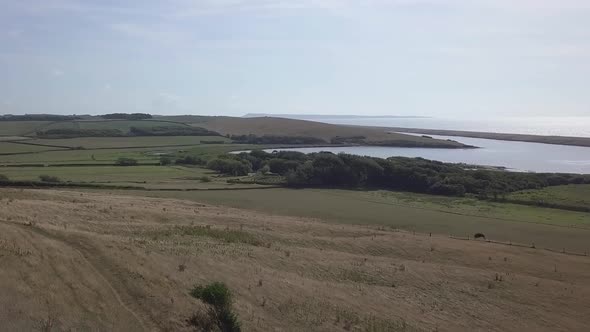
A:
474;233;486;240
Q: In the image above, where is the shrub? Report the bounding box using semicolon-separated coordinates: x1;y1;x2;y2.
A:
36;129;124;138
207;158;252;176
428;182;466;196
159;156;173;166
0;174;8;181
231;134;326;145
176;155;205;165
39;175;61;183
101;112;152;120
259;164;271;175
190;282;233;309
199;176;211;183
129;126;220;137
115;157;138;166
189;282;241;332
268;158;300;175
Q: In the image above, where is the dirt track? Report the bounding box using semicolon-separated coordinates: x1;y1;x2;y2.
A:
1;188;589;331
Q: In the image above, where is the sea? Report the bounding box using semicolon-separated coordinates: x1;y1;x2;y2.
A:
263;116;590;174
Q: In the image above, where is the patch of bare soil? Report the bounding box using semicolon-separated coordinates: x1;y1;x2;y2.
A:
1;188;589;331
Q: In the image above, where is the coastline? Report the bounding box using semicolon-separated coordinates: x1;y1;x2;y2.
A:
375;127;590;147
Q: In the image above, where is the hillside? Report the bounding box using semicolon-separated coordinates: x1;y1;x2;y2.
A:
188;116;470;148
1;188;589;331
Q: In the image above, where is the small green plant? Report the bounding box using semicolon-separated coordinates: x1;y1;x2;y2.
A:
0;174;9;181
200;176;212;183
39;175;61;183
188;282;241;332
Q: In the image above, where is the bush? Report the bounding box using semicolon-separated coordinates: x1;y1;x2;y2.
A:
207;158;252;176
231;134;326;145
428;182;466;196
36;129;124;138
39;175;61;183
189;282;241;332
101;113;152;120
159;156;173;165
0;174;8;181
259;164;271;175
115;157;138;166
268;158;300;175
176;155;205;165
200;176;211;183
129;126;220;137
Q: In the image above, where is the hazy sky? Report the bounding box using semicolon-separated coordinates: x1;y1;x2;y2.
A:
1;0;589;117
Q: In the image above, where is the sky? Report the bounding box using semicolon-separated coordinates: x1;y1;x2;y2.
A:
1;0;589;117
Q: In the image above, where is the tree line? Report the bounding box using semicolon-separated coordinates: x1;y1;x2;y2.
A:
101;113;153;120
206;150;590;197
0;114;81;121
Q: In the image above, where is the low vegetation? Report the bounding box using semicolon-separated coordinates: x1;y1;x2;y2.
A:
188;282;241;332
35;126;221;139
231;134;327;145
101;113;153;120
115;157;138;166
39;175;61;183
129;126;220;137
207;157;253;176
506;184;590;212
36;129;125;138
0;114;80;121
176;155;206;165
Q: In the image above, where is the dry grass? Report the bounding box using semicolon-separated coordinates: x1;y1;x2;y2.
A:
0;188;589;331
196;116;467;147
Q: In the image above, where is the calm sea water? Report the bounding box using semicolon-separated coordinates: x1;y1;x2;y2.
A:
268;135;590;174
298;116;590;137
257;116;590;174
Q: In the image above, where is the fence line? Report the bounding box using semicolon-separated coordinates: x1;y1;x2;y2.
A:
389;228;588;258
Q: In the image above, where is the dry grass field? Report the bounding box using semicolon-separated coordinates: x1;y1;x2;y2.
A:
1;188;589;331
194;116;468;148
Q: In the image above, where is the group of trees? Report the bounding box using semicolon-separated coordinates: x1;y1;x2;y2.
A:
36;126;221;139
101;113;152;120
36;129;125;138
1;114;81;121
129;126;220;137
206;157;253;176
230;134;326;145
208;150;590;197
166;155;207;166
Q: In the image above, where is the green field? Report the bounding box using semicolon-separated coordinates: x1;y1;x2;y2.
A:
507;185;590;210
0;142;66;154
0;146;171;165
0;142;262;166
31;136;230;149
0;121;52;136
41;119;190;132
0;165;267;190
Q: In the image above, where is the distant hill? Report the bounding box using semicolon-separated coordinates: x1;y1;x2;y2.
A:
192;116;469;148
243;113;430;119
